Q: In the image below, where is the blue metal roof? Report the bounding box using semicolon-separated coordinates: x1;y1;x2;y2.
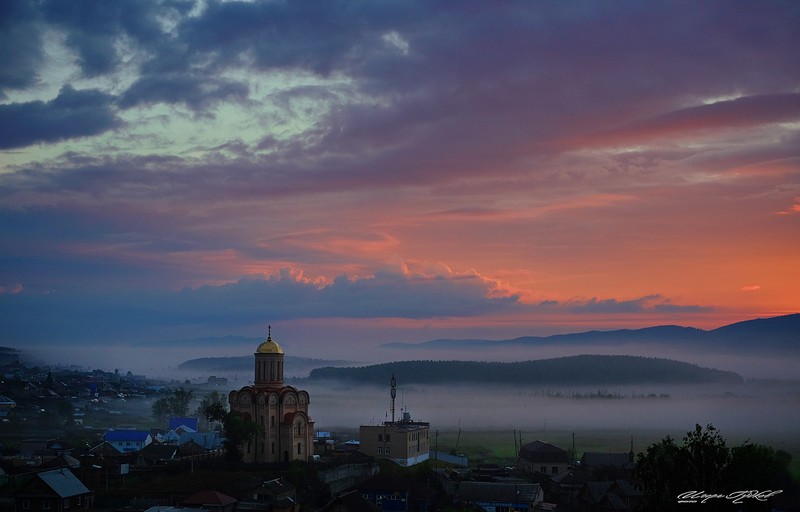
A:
104;430;150;442
168;417;199;431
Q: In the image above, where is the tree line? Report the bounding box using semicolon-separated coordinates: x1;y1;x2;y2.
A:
636;424;795;511
308;355;743;385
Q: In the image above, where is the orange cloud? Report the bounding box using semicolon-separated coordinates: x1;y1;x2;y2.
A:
0;283;24;294
775;199;800;215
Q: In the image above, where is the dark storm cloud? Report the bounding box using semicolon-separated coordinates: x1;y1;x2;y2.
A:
0;268;710;344
6;1;799;162
0;0;44;96
0;270;522;343
0;86;120;149
40;0;179;77
173;0;410;75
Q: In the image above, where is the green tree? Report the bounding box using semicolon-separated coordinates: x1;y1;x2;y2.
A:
151;387;195;419
683;423;729;492
635;434;686;510
220;412;261;462
635;424;791;512
196;391;228;429
728;443;792;492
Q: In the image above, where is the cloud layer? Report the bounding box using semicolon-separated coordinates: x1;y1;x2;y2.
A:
1;0;798;351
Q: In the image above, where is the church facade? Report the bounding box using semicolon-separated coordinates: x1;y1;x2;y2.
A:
228;329;314;463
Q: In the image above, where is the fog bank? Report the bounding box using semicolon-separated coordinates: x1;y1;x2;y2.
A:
305;380;800;443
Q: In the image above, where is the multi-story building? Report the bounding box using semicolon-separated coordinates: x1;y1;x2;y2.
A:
359;374;430;466
359;413;431;467
228;328;314;463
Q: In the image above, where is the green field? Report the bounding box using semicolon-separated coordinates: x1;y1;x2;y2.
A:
429;427;800;480
431;428;662;466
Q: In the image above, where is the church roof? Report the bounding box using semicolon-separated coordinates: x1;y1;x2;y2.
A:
256;326;284;354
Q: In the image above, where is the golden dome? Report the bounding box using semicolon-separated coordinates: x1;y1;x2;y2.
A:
256;326;284;354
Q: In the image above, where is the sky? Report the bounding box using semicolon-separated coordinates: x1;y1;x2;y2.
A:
1;1;799;367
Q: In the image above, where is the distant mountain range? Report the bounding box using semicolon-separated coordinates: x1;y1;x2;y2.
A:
381;313;800;353
168;314;796;381
307;355;744;386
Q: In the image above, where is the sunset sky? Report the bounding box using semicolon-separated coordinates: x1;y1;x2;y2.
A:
1;1;799;364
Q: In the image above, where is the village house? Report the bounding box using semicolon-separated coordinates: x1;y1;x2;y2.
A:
103;429;152;453
577;479;642;511
239;477;299;512
517;440;571;476
354;473;439;512
453;481;544;512
12;468;94;512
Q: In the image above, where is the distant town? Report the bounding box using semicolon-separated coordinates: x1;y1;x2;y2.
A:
0;340;796;512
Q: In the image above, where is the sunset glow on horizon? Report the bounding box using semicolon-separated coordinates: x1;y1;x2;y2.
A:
1;1;798;360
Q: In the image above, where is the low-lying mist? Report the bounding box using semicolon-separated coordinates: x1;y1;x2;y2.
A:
19;342;800;457
24;339;800;382
304;380;800;448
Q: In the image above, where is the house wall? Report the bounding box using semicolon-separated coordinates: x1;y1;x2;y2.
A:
359;424;430;466
518;458;569;476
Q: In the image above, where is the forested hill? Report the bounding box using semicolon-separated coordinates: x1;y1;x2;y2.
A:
307;355;744;386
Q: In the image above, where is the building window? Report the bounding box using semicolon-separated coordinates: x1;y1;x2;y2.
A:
377;448;382;454
22;500;31;510
271;415;275;427
385;434;391;442
76;497;81;506
271;442;275;454
297;443;302;455
385;446;390;454
64;499;70;509
42;501;52;510
540;466;547;473
552;466;558;474
378;434;382;441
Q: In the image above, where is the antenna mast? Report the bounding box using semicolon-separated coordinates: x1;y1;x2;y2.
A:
390;373;397;423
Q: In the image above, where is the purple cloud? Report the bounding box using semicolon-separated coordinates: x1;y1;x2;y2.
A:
0;0;44;96
0;86;120;149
